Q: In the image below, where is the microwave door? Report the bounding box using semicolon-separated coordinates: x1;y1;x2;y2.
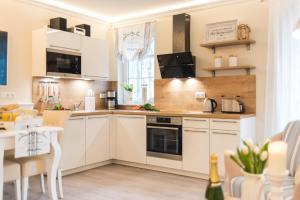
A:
46;49;81;77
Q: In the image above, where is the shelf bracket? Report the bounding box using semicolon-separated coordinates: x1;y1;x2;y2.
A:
246;44;251;50
246;68;251;75
212;47;216;54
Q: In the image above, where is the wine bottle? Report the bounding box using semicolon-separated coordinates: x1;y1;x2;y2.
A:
205;153;224;200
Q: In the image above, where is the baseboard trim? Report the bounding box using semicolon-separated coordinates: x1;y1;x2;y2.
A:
62;159;208;180
62;160;113;176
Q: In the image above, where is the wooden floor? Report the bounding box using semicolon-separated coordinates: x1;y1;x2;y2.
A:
4;164;208;200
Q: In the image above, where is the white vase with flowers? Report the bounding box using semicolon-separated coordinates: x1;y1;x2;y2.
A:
230;139;270;200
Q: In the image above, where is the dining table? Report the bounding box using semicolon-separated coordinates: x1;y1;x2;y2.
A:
0;126;63;200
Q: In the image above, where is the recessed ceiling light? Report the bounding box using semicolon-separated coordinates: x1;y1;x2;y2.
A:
32;0;220;23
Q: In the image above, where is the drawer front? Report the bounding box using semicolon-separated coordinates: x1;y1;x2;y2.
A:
210;119;240;131
147;156;182;170
183;118;209;129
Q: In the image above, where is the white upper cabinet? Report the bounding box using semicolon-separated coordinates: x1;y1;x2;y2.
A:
81;37;109;80
32;27;109;80
47;29;81;51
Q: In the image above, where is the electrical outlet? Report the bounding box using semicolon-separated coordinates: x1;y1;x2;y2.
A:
0;92;16;99
194;91;206;99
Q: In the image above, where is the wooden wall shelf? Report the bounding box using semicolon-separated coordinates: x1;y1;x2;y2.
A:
202;65;256;77
200;39;256;53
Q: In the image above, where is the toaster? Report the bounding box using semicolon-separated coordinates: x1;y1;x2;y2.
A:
221;97;244;113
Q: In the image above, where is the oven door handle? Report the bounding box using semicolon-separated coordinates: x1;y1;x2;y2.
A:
147;126;179;130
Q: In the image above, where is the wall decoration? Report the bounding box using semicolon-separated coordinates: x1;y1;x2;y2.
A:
237;24;251;40
0;31;8;86
205;20;238;42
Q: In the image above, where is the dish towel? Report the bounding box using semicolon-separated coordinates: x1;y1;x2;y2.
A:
15;127;50;158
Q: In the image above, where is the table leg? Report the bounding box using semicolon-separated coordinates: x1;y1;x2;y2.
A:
47;132;61;200
0;140;4;200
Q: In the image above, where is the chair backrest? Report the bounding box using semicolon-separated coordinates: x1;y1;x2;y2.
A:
283;120;300;176
42;110;70;145
14;127;51;158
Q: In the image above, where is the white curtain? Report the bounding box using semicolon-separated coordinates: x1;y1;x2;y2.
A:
115;22;155;105
264;0;300;138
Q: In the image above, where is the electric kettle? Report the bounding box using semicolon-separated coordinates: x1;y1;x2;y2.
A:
203;98;218;113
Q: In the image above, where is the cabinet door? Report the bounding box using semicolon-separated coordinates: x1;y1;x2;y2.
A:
47;29;81;51
210;130;240;177
183;128;209;174
81;37;109;80
61;117;86;171
115;115;146;164
86;115;110;165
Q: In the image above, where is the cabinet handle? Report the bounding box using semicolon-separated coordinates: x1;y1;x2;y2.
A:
82;75;108;79
49;45;80;52
147;126;179;131
88;116;108;119
117;116;145;119
184;119;208;122
212;131;238;135
212;120;238;124
69;117;85;120
184;129;208;133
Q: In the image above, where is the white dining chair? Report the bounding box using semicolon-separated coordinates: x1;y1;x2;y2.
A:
9;127;52;200
4;160;21;200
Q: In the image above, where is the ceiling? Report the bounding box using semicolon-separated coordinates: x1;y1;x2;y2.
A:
62;0;191;17
33;0;223;22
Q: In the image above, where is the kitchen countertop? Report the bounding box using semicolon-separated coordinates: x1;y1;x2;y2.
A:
70;109;255;119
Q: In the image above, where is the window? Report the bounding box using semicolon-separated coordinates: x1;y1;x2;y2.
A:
117;23;155;105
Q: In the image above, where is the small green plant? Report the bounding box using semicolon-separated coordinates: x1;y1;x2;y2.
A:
229;139;270;174
122;83;133;92
140;103;160;112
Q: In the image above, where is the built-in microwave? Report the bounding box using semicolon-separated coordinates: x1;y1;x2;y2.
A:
46;48;81;78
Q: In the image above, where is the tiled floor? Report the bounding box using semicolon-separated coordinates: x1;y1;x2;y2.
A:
4;164;208;200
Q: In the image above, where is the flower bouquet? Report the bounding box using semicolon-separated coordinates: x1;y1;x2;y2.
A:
230;139;270;174
229;139;270;200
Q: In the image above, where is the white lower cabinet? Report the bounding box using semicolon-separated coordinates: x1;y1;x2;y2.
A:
61;116;86;171
61;114;255;177
115;115;146;164
210;130;240;177
85;115;110;165
182;128;209;174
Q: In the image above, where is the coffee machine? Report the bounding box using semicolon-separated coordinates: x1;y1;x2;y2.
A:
106;90;116;110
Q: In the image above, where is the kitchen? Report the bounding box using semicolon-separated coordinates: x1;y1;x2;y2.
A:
0;0;300;200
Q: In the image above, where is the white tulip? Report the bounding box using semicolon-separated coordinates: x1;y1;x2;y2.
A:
253;146;260;155
263;139;271;145
260;151;268;161
245;139;254;149
242;146;249;155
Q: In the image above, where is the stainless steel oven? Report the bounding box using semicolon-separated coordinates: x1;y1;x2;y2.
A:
146;116;182;160
46;48;81;78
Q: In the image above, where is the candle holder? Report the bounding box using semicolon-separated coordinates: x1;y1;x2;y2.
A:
266;169;289;200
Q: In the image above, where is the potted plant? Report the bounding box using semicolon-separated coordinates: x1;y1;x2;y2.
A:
229;139;270;200
122;83;133;104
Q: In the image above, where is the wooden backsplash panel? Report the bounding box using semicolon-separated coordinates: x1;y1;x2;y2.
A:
154;75;256;114
32;77;117;111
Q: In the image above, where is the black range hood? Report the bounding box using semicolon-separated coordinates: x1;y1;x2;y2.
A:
157;13;196;79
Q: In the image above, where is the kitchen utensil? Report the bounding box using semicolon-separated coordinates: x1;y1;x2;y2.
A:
203;98;218;113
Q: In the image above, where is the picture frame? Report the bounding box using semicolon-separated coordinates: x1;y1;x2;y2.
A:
0;31;8;86
205;19;238;42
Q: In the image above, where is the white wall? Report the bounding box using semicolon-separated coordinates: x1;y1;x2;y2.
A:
0;0;110;105
112;0;269;140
